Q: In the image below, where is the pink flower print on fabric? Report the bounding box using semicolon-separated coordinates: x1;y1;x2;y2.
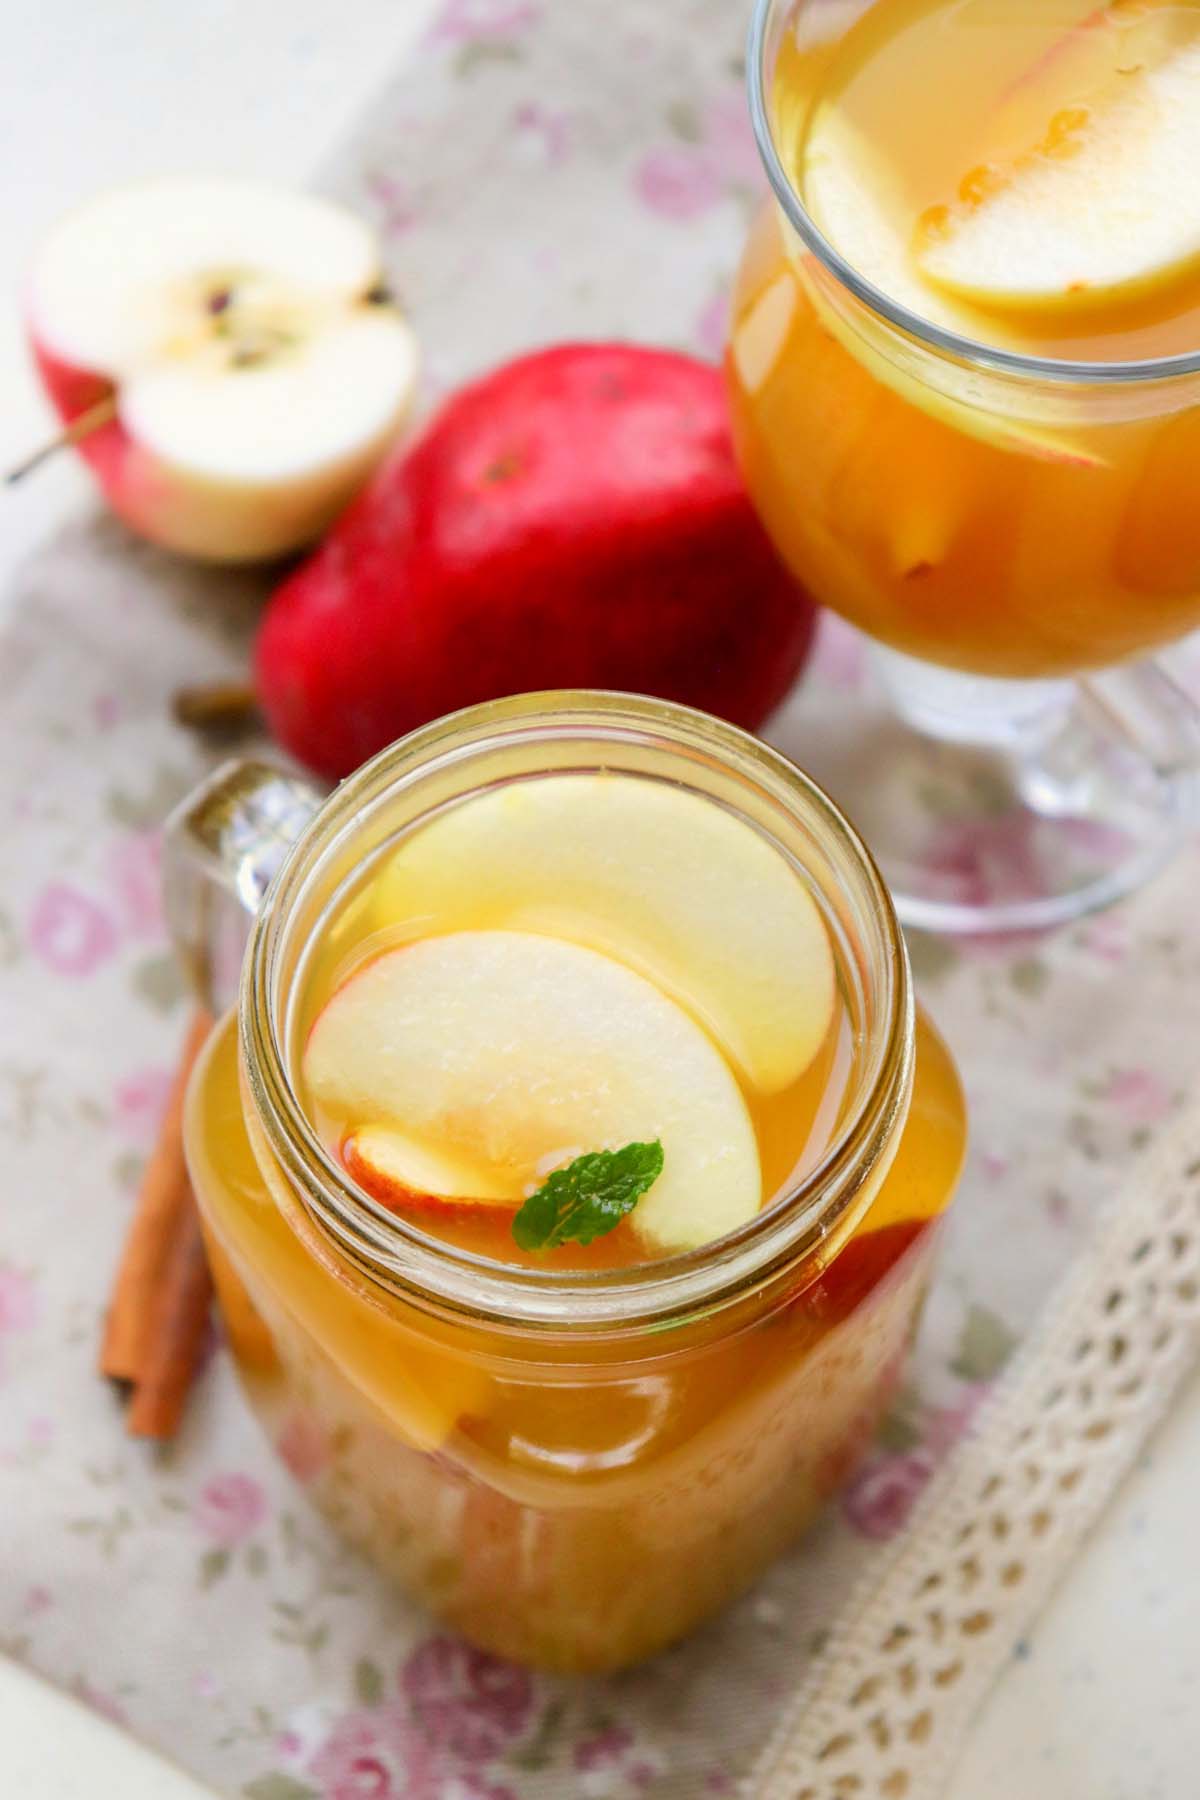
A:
193;1472;269;1546
109;831;165;941
694;287;731;361
113;1067;174;1147
1079;909;1129;965
844;1386;989;1539
277;1411;332;1484
923;1384;990;1458
918;814;1057;960
428;0;540;47
0;1266;40;1336
702;89;761;187
402;1636;534;1763
574;1722;635;1772
27;884;119;977
637;86;765;221
512;102;572;168
635;145;725;220
308;1703;441;1800
843;1450;935;1541
366;173;419;239
1106;1067;1174;1128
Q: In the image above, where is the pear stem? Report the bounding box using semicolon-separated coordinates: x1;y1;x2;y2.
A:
172;681;260;731
5;394;119;486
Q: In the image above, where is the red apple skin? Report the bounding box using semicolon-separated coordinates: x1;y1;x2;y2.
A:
31;338;175;542
793;1219;934;1327
30;330;413;564
341;1136;518;1221
255;342;818;781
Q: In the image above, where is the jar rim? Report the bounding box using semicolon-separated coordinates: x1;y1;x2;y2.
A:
748;0;1200;387
241;692;914;1336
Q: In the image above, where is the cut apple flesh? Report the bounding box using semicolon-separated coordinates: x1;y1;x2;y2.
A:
801;109;1107;469
917;39;1200;309
118;308;417;486
303;930;762;1256
27;178;418;558
30;180;386;371
371;775;835;1098
974;0;1191;178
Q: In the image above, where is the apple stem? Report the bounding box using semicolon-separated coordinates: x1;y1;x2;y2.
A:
172;681;260;732
4;395;118;486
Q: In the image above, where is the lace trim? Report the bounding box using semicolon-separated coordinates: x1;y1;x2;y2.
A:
747;1095;1200;1800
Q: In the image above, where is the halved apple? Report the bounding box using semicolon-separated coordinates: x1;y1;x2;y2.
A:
304;930;762;1256
916;40;1200;312
343;1124;519;1215
801;108;1107;469
26;178;419;562
371;775;835;1098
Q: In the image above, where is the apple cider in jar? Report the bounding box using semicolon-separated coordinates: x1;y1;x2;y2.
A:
176;697;966;1672
729;0;1200;678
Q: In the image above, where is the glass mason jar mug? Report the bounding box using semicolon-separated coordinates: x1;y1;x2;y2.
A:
166;694;966;1673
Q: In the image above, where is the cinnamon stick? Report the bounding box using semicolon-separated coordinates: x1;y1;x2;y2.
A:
125;1197;214;1441
171;681;259;733
101;1010;211;1395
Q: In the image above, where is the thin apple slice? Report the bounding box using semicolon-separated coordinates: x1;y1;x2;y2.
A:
304;930;761;1256
371;774;834;1097
979;1;1190;170
917;41;1200;311
803;104;934;330
343;1124;520;1214
801;108;1107;469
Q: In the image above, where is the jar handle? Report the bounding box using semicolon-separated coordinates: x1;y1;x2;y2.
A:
163;759;325;1015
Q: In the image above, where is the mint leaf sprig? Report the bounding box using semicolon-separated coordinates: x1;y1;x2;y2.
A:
512;1141;664;1252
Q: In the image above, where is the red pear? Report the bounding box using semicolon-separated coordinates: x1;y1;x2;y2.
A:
255;342;816;780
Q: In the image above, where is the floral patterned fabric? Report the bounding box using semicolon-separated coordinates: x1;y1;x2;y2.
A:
2;3;1200;1795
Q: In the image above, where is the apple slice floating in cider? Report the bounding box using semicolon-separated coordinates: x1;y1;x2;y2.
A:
343;1124;520;1215
26;178;419;562
304;930;762;1256
971;0;1192;181
800;108;1107;469
371;775;836;1097
917;40;1200;312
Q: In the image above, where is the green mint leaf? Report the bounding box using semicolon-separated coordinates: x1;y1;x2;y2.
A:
512;1141;664;1252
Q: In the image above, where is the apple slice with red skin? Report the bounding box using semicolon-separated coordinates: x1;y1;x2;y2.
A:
918;41;1200;314
342;1123;520;1217
255;343;817;782
304;929;762;1256
799;109;1108;470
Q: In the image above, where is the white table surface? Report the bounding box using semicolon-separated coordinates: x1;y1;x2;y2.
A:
1;3;1196;1794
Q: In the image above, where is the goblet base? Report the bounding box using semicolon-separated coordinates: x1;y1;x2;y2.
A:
770;634;1200;937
